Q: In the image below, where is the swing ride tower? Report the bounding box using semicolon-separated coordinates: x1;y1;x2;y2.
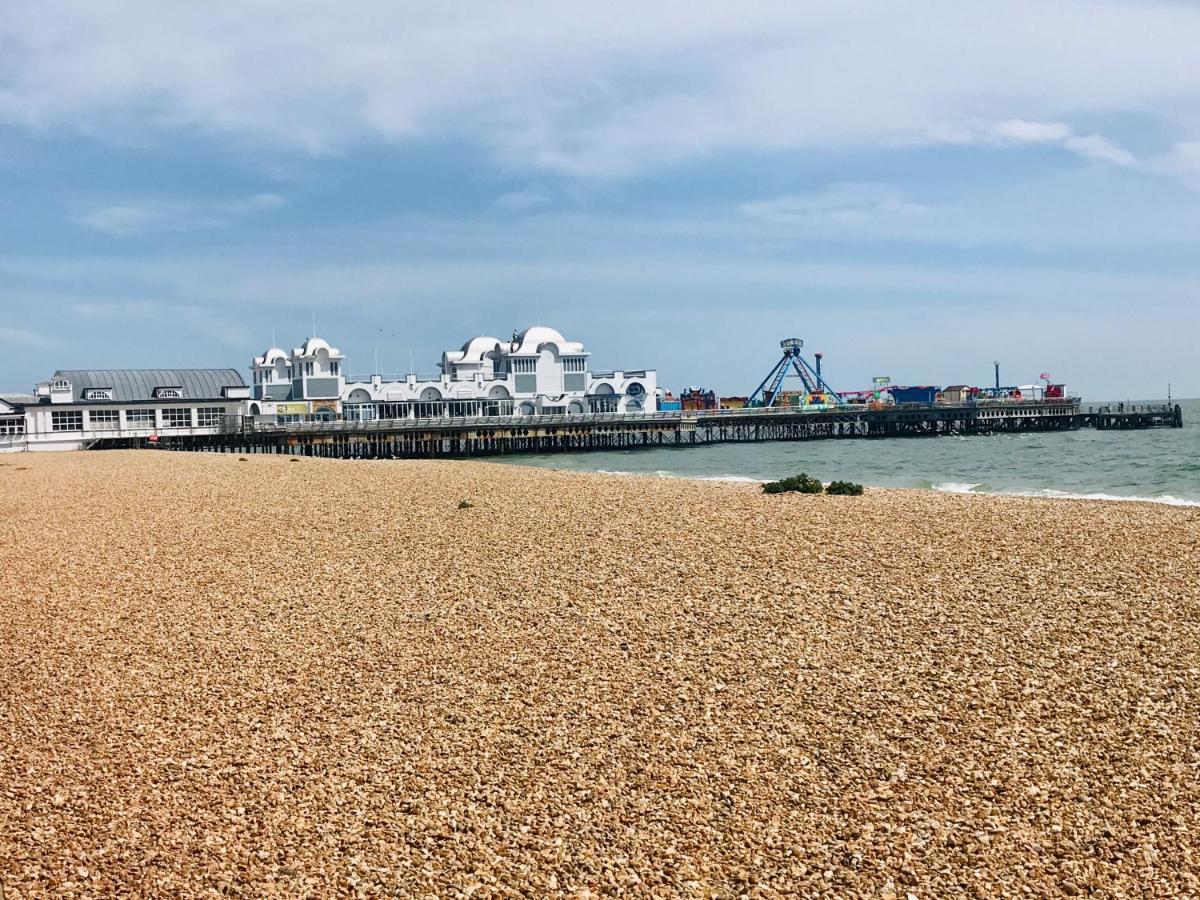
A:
746;338;846;409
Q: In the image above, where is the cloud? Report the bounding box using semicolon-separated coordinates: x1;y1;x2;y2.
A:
1061;134;1138;167
933;119;1140;168
221;193;286;213
992;120;1073;144
72;300;161;318
70;299;250;346
1;1;1199;176
72;193;287;236
740;183;930;226
1156;141;1200;187
495;186;552;213
0;326;62;349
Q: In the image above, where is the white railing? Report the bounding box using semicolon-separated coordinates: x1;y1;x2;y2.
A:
244;398;1087;434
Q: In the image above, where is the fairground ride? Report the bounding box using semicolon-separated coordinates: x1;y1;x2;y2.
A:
746;338;846;410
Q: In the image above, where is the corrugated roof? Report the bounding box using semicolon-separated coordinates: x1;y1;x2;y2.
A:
52;369;245;403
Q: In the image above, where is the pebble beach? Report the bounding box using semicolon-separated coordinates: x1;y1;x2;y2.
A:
2;450;1199;897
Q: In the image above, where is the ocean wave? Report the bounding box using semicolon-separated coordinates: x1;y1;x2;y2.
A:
590;470;1200;506
931;481;983;494
596;468;766;483
932;483;1200;507
1002;488;1200;507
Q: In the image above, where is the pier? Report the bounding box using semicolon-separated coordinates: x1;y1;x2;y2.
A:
138;401;1184;459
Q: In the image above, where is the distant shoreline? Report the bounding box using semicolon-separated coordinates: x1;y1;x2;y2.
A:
484;459;1200;508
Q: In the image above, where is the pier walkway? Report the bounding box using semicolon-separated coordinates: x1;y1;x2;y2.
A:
140;401;1184;459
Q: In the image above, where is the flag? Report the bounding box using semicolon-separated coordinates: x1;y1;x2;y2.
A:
1039;372;1050;381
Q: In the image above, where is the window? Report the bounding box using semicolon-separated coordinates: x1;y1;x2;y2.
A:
511;358;535;374
329;361;340;376
51;379;71;391
564;357;586;373
161;408;191;428
304;361;314;376
196;407;223;428
0;417;24;435
84;388;113;400
125;408;154;427
155;387;182;399
88;409;120;429
51;410;83;431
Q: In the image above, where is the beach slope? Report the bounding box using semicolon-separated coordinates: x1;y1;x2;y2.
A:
2;451;1198;896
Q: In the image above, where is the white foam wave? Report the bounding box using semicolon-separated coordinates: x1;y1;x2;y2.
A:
590;471;1199;507
933;483;1200;507
932;481;982;494
596;469;765;483
1002;488;1200;507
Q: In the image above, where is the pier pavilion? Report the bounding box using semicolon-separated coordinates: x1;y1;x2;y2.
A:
247;326;658;423
16;369;249;451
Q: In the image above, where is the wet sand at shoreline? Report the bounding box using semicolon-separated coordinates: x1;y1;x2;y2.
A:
2;450;1199;896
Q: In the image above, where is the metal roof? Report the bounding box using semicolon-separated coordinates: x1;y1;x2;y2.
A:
52;369;245;403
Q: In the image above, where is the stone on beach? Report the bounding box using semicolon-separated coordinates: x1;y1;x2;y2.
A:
1;451;1198;896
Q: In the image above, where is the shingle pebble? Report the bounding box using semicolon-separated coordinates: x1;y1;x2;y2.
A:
1;450;1198;896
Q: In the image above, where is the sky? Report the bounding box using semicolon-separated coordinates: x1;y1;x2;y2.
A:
2;1;1199;399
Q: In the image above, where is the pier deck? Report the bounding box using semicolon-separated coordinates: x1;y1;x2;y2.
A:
134;401;1184;459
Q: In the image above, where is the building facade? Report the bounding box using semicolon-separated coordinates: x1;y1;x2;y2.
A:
18;369;249;451
248;326;657;421
0;395;29;453
0;325;657;451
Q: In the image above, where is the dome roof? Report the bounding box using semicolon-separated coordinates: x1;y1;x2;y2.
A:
515;325;564;345
254;347;288;366
293;336;342;358
512;326;584;355
457;336;502;361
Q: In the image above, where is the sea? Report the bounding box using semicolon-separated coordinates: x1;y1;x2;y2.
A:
501;398;1200;507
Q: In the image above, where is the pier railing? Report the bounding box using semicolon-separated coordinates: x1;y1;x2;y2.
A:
1087;403;1174;415
145;398;1180;459
242;399;1089;435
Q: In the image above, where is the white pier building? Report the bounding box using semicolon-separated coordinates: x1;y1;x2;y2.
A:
248;326;657;422
16;369;250;451
0;325;657;451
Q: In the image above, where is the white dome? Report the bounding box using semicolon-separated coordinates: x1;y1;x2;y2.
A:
457;336;502;361
255;347;288;366
516;326;566;345
300;336;332;356
512;326;583;355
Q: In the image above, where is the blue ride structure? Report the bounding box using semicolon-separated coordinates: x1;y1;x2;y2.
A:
747;338;846;409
